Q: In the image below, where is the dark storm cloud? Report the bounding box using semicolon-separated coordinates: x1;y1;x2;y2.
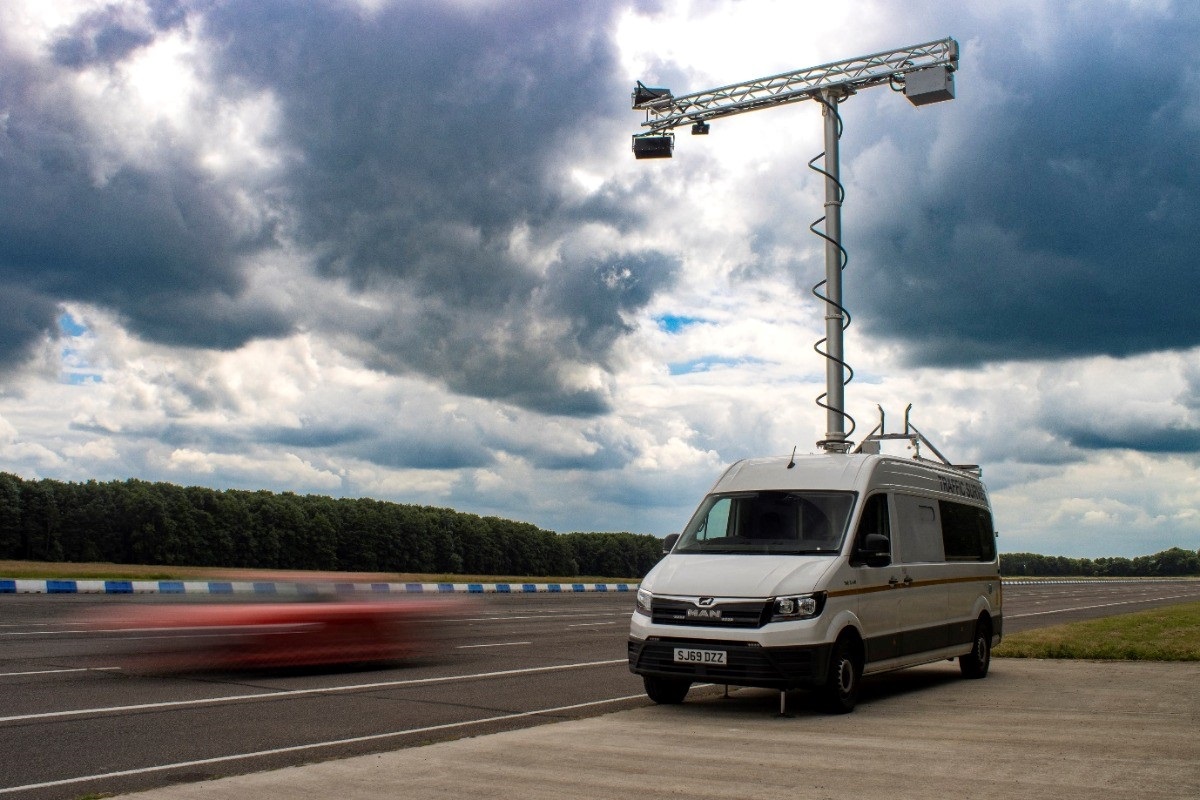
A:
264;422;491;469
0;17;290;357
200;0;674;414
847;7;1200;367
0;0;674;416
357;435;493;471
49;1;189;67
1061;426;1200;454
0;284;58;370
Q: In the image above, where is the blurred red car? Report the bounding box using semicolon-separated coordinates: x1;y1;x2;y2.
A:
83;597;460;672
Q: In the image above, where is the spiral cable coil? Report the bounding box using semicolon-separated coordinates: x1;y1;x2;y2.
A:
808;94;856;442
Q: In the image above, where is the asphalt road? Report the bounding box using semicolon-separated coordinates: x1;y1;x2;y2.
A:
2;580;1199;800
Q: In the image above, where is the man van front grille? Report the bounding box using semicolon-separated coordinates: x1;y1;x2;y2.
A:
651;598;770;629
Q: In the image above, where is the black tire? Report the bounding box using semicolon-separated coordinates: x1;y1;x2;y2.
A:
644;675;691;704
818;636;862;714
959;617;992;679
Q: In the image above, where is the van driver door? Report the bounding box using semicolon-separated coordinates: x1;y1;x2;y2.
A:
851;493;901;665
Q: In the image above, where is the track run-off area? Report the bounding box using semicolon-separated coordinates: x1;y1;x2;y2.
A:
2;579;1199;800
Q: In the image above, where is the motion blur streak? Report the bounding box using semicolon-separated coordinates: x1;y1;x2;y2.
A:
79;594;462;673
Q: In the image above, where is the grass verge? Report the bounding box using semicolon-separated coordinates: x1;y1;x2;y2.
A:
995;600;1200;661
0;559;637;585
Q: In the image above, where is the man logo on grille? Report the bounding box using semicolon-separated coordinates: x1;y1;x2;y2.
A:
697;597;716;607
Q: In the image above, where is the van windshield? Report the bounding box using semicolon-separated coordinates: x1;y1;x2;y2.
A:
674;491;855;555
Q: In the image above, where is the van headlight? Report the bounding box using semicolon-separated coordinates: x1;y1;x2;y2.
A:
635;587;653;616
770;592;826;622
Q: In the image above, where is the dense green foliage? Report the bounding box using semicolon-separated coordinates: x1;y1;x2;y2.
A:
0;473;664;578
1000;549;1200;577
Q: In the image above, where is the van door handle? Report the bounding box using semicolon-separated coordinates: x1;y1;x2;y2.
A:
902;576;914;587
888;576;900;586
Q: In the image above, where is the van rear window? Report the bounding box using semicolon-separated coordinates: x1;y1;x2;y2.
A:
939;501;996;561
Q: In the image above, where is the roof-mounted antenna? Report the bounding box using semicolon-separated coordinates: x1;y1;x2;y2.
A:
852;404;981;476
786;446;797;469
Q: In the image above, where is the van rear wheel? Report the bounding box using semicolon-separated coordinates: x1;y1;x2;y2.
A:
818;636;862;714
644;675;691;704
959;618;992;679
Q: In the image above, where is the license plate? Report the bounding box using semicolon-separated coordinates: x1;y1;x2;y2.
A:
673;647;726;665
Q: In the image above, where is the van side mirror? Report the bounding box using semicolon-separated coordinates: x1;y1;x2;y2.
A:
662;533;680;555
856;533;891;567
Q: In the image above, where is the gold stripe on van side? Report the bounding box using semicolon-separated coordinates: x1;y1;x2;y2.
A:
827;573;1000;599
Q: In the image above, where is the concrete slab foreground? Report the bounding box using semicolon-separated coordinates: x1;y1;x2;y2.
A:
119;660;1200;800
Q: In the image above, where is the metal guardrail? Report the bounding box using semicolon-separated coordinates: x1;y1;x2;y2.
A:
1000;578;1199;585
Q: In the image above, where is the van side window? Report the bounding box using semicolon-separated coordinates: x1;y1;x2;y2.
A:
939;501;996;561
855;493;891;543
893;494;946;563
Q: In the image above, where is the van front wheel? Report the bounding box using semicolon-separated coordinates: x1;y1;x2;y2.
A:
644;675;691;704
959;618;992;679
818;636;862;714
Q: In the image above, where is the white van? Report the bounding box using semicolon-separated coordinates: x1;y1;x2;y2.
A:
628;451;1002;713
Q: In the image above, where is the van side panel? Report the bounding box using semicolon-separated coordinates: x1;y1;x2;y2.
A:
891;494;951;655
860;460;1001;669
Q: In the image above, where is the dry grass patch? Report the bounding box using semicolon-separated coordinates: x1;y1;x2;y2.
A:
995;601;1200;661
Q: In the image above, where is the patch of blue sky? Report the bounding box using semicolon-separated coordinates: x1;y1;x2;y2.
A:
63;371;102;386
57;311;102;384
58;312;87;337
848;370;885;385
669;356;763;376
654;314;704;334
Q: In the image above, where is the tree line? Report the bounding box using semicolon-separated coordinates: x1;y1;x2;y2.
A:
999;549;1200;577
4;472;1198;579
0;473;664;579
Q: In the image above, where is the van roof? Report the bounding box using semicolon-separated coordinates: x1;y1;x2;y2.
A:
713;453;987;498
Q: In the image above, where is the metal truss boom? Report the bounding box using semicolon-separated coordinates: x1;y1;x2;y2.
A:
634;37;957;133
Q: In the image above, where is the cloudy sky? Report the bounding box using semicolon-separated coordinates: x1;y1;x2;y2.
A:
2;0;1198;559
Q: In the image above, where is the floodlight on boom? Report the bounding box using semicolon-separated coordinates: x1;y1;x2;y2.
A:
632;133;674;159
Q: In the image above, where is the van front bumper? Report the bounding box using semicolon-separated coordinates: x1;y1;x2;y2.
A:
628;637;834;691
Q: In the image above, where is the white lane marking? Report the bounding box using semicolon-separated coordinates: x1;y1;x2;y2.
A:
0;667;120;678
0;692;647;795
0;658;627;725
567;622;618;628
456;642;532;649
452;612;624;623
1008;592;1199;619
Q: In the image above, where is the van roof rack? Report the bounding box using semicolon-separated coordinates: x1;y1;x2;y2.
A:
851;405;981;477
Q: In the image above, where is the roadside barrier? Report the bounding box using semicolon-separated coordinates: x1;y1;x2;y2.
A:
1000;578;1199;585
0;579;632;595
